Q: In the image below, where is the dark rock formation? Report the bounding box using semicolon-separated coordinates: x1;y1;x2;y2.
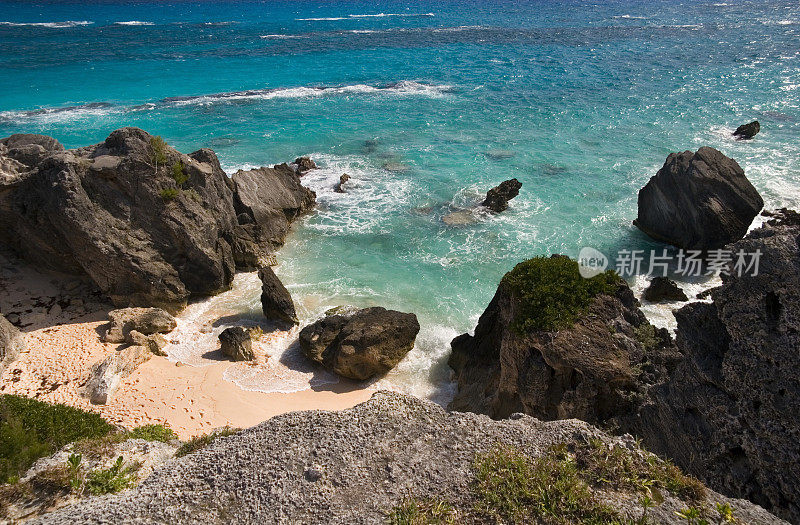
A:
32;392;785;525
633;216;800;522
219;327;254;362
299;307;420;380
634;147;763;249
0;128;314;311
0;313;25;373
642;276;688;302
733;120;760;139
481;178;522;212
258;267;298;324
449;259;677;422
293;156;317;174
231;165;315;270
334;173;350;193
103;307;177;344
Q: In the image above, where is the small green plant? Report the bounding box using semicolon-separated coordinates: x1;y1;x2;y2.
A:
633;323;659;350
387;497;457;525
175;427;239;458
67;453;83;492
500;256;621;333
638;495;655;525
126;424;177;443
184;188;201;202
171;160;188;186
160;187;180;201
675;507;704;525
150;135;168;172
715;502;735;524
85;456;137;495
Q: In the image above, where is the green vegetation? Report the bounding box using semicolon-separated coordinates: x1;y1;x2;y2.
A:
175;427;239;458
387;497;457;525
575;439;706;503
715;502;736;523
150;135;168;170
0;394;113;484
171;160;188;186
85;456;137;495
473;444;620;524
159;187;180;201
126;424;177;443
633;323;659;351
500;256;621;333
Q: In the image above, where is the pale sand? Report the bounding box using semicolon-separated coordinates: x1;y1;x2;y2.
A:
0;253;373;439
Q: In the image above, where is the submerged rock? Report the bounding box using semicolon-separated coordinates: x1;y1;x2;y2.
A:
0;313;25;373
258;267;298;325
642;276;688;302
299;307;420;380
442;209;476;226
219;327;254;362
634;147;763;249
32;392;785;524
103;307;177;344
733;120;760;139
481;178;522;212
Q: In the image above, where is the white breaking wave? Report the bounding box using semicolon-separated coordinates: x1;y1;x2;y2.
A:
613;14;647;20
0;102;117;125
260;34;305;39
296;17;348;21
0;20;92;28
114;21;154;26
297;12;433;21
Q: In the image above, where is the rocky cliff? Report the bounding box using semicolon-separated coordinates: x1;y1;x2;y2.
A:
0;129;314;313
30;392;784;524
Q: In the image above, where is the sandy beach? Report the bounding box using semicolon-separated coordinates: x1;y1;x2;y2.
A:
0;253;372;439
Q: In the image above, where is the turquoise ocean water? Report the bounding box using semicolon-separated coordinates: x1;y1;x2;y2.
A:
2;0;799;400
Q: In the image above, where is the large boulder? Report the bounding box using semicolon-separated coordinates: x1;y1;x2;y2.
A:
633;211;800;522
449;256;678;422
258;267;298;324
231;165;316;269
81;345;152;404
481;178;522;212
103;307;177;344
733;120;760;139
634;147;763;249
0;128;314;311
0;313;25;373
642;276;688;302
218;327;254;362
299;307;420;380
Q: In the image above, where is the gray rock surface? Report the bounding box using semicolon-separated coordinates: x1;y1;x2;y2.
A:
481;178;522;212
218;327;254;362
31;392;784;525
733;120;761;139
257;266;298;324
0;312;25;373
80;346;152;404
103;307;177;344
634;147;763;249
0;128;314;311
127;330;168;356
642;276;689;302
299;307;420;380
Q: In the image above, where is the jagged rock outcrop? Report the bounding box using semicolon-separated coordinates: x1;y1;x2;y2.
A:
449;256;678;422
30;392;785;525
0;313;25;373
102;307;177;344
642;276;688;302
292;156;317;174
80;346;152;404
218;327;254;362
481;178;522;212
258;266;298;324
334;173;350;193
230;165;315;270
634;212;800;523
733;120;760;139
633;147;763;249
0;129;315;311
299;307;420;380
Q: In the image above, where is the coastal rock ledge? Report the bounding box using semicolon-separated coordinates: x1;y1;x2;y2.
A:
30;392;784;525
0;128;315;313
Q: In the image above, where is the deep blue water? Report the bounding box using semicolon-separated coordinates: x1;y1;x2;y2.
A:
2;0;799;398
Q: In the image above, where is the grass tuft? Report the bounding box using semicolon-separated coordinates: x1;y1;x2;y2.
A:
85;456;137;495
126;424;177;443
387;497;457;525
175;427;239;458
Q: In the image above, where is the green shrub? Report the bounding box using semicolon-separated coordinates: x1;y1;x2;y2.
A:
85;456;137;495
150;136;168;168
126;424;176;443
388;497;457;525
0;395;113;484
171;161;188;186
176;427;239;458
159;187;180;201
473;444;619;524
633;323;659;351
500;256;621;333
